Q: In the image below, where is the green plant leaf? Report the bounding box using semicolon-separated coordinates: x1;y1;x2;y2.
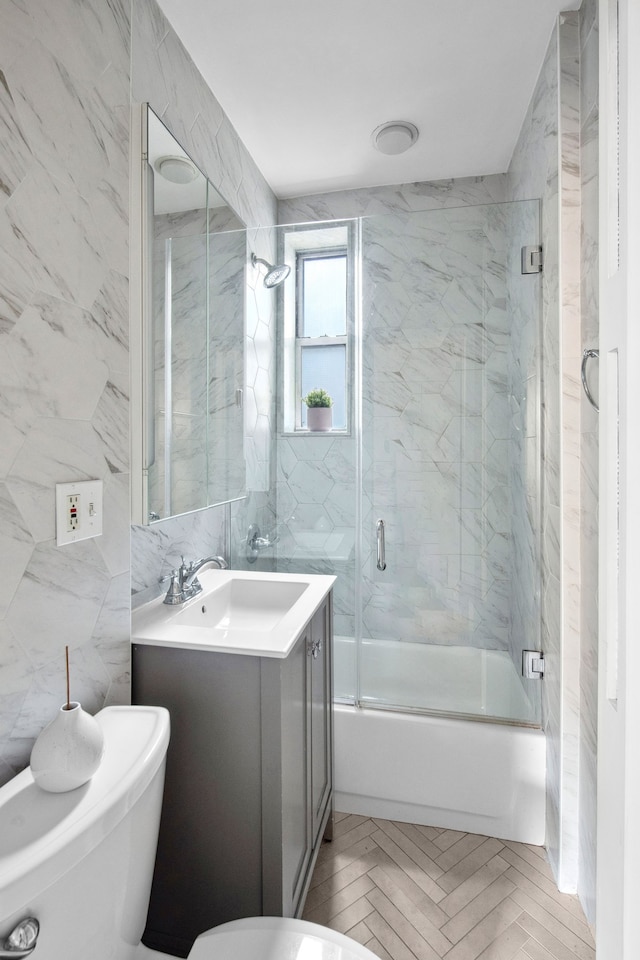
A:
302;388;333;407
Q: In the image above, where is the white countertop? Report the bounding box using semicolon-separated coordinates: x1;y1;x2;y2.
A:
131;568;335;659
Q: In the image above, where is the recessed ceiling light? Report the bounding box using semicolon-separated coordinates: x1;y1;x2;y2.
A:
154;155;199;184
371;121;419;156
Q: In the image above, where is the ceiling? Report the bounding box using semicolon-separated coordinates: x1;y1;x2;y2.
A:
155;0;576;200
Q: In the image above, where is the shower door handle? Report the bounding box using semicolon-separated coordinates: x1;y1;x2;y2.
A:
581;348;599;411
376;519;387;571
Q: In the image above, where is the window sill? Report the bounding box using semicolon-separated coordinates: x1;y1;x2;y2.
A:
280;429;351;439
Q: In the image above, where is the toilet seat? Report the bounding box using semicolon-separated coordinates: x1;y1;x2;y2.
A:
188;917;379;960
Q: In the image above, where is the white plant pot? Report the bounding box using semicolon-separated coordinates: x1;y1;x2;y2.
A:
30;701;105;793
306;406;332;431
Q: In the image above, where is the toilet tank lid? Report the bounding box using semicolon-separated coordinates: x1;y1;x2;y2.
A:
190;917;380;960
0;705;170;921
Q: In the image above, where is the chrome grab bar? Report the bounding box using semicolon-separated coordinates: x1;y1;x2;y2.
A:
581;348;599;412
376;519;387;571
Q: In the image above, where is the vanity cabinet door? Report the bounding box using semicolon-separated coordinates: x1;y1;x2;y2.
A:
261;593;333;920
310;597;332;848
277;624;311;916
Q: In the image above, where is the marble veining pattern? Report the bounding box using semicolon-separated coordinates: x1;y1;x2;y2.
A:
131;0;278;604
0;7;597;933
272;193;541;719
359;205;514;655
0;0;278;784
0;0;132;780
507;11;590;901
276;9;593;900
130;0;279;681
278;176;509;225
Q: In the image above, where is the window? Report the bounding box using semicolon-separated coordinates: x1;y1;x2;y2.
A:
281;223;353;433
297;249;347;429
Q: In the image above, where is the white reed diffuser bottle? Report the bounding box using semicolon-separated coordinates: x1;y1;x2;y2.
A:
30;646;104;793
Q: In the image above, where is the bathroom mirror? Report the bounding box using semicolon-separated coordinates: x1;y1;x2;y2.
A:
133;106;247;524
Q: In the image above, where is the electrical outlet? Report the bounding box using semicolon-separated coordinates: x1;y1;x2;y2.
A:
56;480;103;546
67;495;80;532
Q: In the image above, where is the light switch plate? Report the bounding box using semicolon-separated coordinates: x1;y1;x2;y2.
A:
56;480;103;546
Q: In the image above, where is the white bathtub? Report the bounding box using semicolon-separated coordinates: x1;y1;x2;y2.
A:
332;639;546;844
334;636;539;724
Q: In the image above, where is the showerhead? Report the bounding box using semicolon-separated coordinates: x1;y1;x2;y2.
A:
251;252;291;288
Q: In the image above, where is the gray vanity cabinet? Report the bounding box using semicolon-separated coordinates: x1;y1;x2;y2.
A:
261;596;333;918
132;591;333;959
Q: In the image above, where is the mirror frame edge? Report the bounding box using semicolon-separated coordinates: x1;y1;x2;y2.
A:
130;103;249;525
130;101;150;526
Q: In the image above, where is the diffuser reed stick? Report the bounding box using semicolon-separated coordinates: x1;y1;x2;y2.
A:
30;644;105;791
65;645;71;711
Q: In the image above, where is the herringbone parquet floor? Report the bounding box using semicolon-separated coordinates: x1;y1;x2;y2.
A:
302;813;595;960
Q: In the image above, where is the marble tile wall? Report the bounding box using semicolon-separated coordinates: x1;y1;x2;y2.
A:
275;181;540;704
131;505;228;608
277;179;510;630
507;11;585;897
227;228;280;574
274;433;357;641
132;0;275;231
0;8;596;922
130;0;278;596
207;228;247;506
277;174;512;649
279;12;589;901
0;0;277;783
577;0;599;928
278;176;508;225
359;205;513;654
0;0;133;784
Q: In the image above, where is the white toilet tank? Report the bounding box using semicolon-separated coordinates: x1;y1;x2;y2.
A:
0;705;170;960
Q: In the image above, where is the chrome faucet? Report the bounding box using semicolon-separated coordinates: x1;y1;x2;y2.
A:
161;555;228;605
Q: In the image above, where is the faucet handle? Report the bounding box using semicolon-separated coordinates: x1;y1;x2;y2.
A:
159;569;178;585
161;570;186;605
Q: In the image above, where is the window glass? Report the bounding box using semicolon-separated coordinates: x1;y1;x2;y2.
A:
301;344;347;429
300;255;347;337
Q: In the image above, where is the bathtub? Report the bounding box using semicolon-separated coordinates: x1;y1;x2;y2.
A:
332;638;546;844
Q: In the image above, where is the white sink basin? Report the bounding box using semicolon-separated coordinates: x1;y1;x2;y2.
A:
132;569;336;658
175;578;308;632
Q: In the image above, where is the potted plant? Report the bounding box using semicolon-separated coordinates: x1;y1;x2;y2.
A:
303;388;333;431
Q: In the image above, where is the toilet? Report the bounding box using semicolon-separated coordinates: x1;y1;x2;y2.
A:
0;706;376;960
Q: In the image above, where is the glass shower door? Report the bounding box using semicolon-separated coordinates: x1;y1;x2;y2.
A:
358;201;541;725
